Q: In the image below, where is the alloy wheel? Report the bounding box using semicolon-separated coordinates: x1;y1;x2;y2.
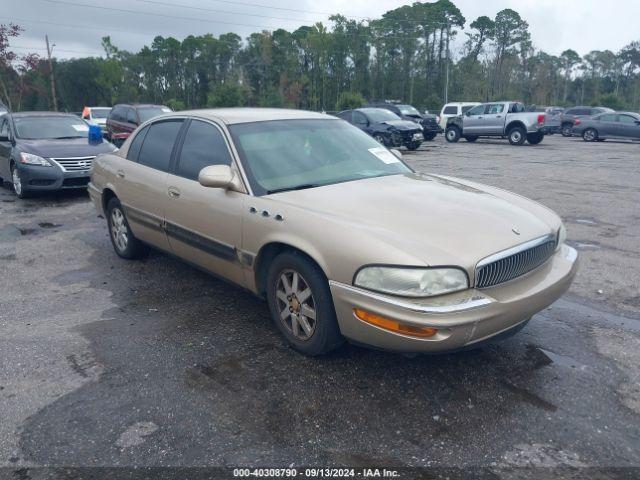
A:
110;207;129;253
12;167;22;196
446;129;456;141
584;129;596;141
510;130;522;143
275;269;317;341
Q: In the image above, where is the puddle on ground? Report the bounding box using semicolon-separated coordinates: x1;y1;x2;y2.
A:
38;222;62;229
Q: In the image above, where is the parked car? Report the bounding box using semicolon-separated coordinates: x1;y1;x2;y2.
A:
527;106;564;134
438;102;481;130
0;111;116;198
571;111;640;142
82;106;112;135
559;106;614;137
365;102;441;140
336;108;424;150
106;104;172;145
89;108;578;356
445;101;549;146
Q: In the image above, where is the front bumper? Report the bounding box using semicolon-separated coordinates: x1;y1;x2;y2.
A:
18;164;91;191
329;244;578;353
389;130;424;147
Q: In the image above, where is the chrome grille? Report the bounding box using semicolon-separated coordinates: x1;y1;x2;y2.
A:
51;156;95;172
475;235;557;288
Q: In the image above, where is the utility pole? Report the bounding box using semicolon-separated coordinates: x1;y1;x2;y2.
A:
45;35;58;111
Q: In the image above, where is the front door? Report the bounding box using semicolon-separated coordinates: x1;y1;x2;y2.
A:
596;114;617;137
0;116;12;180
115;119;185;251
616;114;640;140
462;104;487;134
164;119;246;286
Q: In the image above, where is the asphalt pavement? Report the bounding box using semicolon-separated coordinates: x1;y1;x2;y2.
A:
0;135;638;478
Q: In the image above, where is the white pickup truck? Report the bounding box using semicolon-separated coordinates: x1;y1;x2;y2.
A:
444;101;549;146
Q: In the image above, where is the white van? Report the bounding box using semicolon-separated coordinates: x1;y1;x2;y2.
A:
438;102;481;130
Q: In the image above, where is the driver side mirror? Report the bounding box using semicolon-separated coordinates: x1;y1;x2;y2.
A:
465;111;472;117
198;165;243;191
0;134;9;142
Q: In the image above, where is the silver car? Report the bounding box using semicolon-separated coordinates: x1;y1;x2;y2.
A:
89;108;578;356
572;111;640;142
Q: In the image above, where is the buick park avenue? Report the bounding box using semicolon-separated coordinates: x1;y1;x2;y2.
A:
89;108;578;356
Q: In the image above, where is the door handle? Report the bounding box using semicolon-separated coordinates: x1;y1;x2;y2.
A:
496;115;502;118
168;187;180;198
116;170;125;178
478;116;483;119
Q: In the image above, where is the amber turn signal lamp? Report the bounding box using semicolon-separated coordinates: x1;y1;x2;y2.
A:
354;309;438;338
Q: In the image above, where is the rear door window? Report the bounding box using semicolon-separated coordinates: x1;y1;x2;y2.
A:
488;104;505;114
599;114;616;122
353;112;368;126
137;120;184;172
175;120;232;181
127;125;149;162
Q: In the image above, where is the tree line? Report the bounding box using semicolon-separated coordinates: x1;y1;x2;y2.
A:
2;0;640;113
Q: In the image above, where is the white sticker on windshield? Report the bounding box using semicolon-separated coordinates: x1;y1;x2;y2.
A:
161;108;172;112
72;124;89;132
368;147;400;164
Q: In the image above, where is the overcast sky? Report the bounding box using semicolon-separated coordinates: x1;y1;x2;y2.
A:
6;0;640;60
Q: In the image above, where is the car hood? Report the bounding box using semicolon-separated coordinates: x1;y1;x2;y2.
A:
17;137;116;158
270;173;558;268
381;120;421;130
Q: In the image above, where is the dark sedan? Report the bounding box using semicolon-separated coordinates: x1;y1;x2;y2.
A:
0;112;117;198
559;106;614;137
336;108;424;150
572;111;640;142
365;102;441;140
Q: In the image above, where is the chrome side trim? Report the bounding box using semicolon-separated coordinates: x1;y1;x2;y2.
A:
329;281;493;314
476;234;556;269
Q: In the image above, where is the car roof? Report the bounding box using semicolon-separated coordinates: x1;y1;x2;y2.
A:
443;102;480;106
172;108;336;125
114;103;167;109
11;111;80;118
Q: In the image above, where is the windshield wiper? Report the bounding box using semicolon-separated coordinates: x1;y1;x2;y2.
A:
266;183;321;195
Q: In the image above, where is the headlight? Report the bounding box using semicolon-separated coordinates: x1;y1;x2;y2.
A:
557;224;567;249
20;152;52;167
354;266;469;297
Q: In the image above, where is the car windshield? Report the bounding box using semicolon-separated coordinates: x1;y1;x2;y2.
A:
138;107;171;123
14;116;89;139
363;109;401;123
229;119;412;196
397;104;421;116
90;108;111;119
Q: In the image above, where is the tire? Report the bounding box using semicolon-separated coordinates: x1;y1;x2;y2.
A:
407;141;421;151
423;132;437;141
561;123;573;137
373;134;386;146
266;251;344;356
464;135;478;142
445;126;461;143
527;132;544;145
508;126;526;146
106;197;148;259
582;128;598;142
10;164;29;199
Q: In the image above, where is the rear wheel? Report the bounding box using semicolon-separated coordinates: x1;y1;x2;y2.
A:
374;134;386;146
582;128;598;142
508;126;526;145
527;132;544;145
464;135;478;142
561;123;573;137
423;132;437;141
266;251;343;356
106;197;148;259
445;126;461;143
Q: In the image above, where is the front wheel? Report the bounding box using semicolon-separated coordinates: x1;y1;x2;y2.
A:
508;127;526;145
266;251;344;356
527;132;544;145
11;164;29;199
407;141;422;151
106;198;148;259
582;128;598;142
423;132;437;141
373;134;386;146
445;126;461;143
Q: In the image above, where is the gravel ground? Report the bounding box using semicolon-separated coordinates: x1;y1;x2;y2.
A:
0;134;638;478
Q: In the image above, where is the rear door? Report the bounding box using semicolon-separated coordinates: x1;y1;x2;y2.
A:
0;115;12;179
483;103;507;134
116;118;185;251
596;114;617;137
164;118;246;285
352;111;370;134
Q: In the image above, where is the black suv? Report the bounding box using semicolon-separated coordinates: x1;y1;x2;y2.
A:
560;106;614;137
366;102;441;140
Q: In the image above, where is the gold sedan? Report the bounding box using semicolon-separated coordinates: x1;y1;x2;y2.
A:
89;108;578;356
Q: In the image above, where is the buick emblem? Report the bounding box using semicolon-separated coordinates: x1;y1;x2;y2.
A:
512;227;521;235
